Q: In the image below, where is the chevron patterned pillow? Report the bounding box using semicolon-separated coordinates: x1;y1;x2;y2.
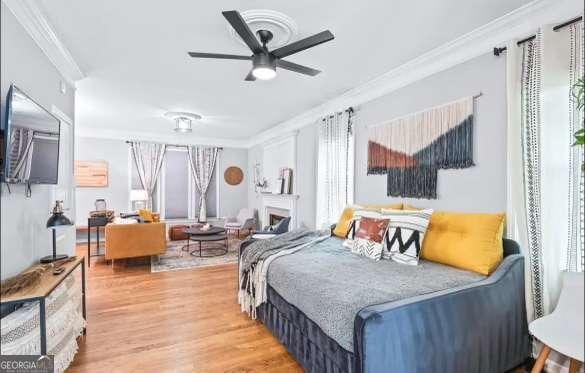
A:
380;208;434;265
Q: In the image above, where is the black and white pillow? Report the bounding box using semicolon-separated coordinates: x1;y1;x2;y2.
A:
343;209;390;260
351;237;384;260
343;209;387;249
380;209;434;265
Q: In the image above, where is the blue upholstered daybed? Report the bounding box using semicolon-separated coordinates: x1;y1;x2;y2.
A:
242;236;530;373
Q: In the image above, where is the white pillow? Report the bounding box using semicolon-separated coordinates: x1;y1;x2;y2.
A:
379;208;434;265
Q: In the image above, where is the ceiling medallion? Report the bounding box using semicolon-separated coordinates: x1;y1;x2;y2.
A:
228;9;298;49
164;111;202;133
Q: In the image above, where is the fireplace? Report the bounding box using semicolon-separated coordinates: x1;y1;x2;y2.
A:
261;193;299;229
267;207;289;226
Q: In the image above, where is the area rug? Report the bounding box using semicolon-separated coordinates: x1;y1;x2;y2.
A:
151;237;243;273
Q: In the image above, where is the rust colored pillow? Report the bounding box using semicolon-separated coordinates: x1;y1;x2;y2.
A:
355;217;390;244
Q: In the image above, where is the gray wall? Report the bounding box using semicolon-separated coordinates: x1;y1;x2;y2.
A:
1;4;76;279
75;137;248;222
251;53;507;229
247;144;263;228
355;52;507;212
217;147;248;218
75;137;130;223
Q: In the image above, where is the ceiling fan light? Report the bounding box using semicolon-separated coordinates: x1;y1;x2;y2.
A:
252;66;276;80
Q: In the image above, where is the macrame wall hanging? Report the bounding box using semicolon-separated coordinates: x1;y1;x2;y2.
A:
367;96;475;199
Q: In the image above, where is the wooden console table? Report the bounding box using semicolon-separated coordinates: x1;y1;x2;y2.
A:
0;257;86;355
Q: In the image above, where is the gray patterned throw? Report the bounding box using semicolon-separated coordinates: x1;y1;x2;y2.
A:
238;229;328;319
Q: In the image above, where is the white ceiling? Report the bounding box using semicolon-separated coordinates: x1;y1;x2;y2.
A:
39;0;533;143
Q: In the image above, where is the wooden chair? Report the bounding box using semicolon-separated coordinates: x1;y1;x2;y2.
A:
530;272;584;373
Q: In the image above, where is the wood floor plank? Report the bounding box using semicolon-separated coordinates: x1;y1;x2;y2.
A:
69;244;302;373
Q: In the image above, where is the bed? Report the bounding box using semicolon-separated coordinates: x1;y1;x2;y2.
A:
241;235;530;373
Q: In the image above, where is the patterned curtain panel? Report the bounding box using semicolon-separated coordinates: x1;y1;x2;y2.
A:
316;109;354;229
519;33;546;320
188;146;219;222
8;128;35;180
367;97;474;199
130;141;167;210
566;21;584;272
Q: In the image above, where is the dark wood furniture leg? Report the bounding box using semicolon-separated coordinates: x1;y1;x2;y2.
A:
39;297;46;355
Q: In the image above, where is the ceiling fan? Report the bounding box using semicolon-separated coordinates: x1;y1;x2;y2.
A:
187;10;334;81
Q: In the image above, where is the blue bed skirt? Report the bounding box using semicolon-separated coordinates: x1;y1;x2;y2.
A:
257;238;531;373
259;285;356;372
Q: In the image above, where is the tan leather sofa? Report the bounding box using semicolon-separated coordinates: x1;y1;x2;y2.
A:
105;222;166;261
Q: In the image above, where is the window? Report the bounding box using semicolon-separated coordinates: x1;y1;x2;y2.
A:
130;147;218;219
164;149;189;219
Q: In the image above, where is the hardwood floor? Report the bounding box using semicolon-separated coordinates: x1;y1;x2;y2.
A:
69;243;302;373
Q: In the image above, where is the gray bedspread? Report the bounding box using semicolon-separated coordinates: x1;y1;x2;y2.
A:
267;237;485;352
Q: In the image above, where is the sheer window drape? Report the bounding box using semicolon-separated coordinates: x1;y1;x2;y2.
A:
188;146;219;222
316;109;354;229
130;141;167;210
9;128;35;180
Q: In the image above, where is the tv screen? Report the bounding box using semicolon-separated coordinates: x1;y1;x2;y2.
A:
2;85;60;184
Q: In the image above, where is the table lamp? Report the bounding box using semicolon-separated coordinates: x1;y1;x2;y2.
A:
130;189;148;210
41;201;73;264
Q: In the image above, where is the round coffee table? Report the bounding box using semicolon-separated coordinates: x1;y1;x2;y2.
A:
183;226;228;257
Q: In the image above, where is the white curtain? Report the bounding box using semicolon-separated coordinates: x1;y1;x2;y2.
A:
316;109;354;229
130;141;167;210
507;22;585;324
8;128;35;180
188;146;219;222
566;21;584;272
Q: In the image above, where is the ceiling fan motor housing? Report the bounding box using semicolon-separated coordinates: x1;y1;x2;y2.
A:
253;53;276;70
256;29;274;46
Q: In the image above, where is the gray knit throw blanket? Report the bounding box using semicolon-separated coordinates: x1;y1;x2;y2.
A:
238;229;328;319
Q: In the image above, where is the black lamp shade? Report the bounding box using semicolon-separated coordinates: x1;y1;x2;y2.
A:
46;213;72;228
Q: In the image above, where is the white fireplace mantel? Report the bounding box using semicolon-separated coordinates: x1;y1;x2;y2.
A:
260;193;299;229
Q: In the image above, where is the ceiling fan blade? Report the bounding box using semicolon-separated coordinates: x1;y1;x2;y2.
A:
271;30;334;59
244;70;256;81
222;10;263;53
188;52;251;60
277;60;321;76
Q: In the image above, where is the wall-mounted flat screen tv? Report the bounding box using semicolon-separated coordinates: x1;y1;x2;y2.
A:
1;84;61;184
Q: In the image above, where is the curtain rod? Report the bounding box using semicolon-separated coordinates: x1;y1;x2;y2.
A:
124;140;223;150
493;15;582;56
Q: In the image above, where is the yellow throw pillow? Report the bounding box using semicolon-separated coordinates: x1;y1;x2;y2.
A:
421;212;505;275
363;203;403;210
333;207;358;238
138;209;153;222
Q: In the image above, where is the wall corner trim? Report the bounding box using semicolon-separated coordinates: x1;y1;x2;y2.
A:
246;0;581;147
3;0;85;85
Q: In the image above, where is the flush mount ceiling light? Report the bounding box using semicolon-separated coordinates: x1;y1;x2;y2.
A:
163;112;202;133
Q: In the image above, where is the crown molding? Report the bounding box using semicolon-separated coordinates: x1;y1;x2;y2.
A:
247;0;582;147
76;126;251;149
3;0;85;85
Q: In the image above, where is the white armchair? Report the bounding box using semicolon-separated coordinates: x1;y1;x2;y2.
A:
225;208;255;237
